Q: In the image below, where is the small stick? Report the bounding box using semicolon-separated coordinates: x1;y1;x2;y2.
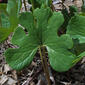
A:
23;0;27;11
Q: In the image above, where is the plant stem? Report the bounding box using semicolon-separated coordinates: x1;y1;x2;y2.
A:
43;47;51;85
39;46;51;85
0;13;2;27
23;0;27;11
30;0;34;11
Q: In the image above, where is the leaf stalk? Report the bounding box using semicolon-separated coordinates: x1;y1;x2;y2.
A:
0;13;2;27
30;0;34;11
39;46;51;85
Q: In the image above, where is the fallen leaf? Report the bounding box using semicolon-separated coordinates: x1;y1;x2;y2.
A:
0;74;8;85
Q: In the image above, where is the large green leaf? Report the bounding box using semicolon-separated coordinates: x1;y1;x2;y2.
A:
46;34;85;72
5;7;51;70
5;27;39;70
5;7;85;71
43;11;85;71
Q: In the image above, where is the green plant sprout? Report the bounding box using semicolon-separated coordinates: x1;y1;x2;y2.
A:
5;5;85;85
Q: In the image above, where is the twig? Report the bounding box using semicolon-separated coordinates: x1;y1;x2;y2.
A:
23;0;27;11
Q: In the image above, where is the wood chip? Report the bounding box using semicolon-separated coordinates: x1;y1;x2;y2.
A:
0;74;8;85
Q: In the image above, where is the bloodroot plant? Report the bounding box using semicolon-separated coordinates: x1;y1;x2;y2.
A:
4;5;85;85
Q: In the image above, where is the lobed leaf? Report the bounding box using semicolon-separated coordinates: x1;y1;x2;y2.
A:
5;27;39;70
5;7;85;72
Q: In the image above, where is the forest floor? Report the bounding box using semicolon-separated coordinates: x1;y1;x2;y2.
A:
0;0;85;85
